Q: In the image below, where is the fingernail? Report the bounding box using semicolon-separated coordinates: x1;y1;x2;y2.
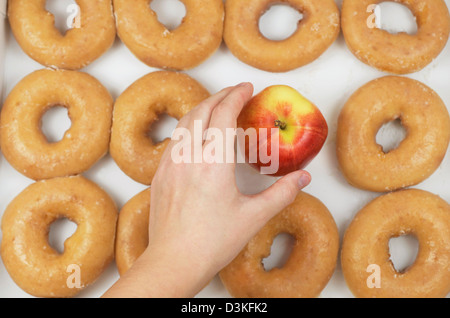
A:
237;82;249;88
298;173;311;189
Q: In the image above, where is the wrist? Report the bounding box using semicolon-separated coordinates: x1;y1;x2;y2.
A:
126;245;215;298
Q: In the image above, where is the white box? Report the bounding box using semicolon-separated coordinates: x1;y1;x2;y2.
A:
1;0;450;299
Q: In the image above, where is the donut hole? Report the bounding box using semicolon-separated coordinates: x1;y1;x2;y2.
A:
376;118;407;153
259;4;304;41
150;0;187;31
48;217;78;254
147;113;179;144
389;234;419;273
46;0;80;35
262;233;296;271
374;2;418;35
41;106;72;143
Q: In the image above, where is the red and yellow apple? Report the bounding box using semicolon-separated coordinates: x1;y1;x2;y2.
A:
237;85;328;176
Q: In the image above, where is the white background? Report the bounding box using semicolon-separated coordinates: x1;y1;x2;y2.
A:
0;0;449;298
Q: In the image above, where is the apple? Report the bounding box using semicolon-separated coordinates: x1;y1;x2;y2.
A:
237;85;328;177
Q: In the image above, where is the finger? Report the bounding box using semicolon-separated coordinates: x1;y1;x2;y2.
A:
189;86;236;124
165;85;243;164
184;86;237;146
176;86;236;131
207;83;254;133
203;83;254;165
245;170;311;225
207;82;254;133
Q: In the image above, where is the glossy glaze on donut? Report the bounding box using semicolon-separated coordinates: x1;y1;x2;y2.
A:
1;176;118;298
8;0;116;70
337;76;450;192
220;192;339;298
0;69;114;180
224;0;340;72
342;0;450;74
341;189;450;298
114;0;224;70
110;71;209;185
115;189;151;276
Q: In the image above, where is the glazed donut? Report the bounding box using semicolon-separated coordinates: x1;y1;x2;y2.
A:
219;192;339;298
110;71;210;185
342;0;450;74
113;0;224;70
337;76;450;193
115;189;151;275
224;0;340;72
8;0;116;70
0;176;118;298
0;69;114;181
341;189;450;298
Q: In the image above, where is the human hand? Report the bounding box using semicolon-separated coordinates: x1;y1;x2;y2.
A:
103;83;311;298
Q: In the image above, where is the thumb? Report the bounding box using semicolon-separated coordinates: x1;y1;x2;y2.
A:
247;170;311;224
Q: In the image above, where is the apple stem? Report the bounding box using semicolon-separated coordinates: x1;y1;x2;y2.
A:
275;120;287;130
